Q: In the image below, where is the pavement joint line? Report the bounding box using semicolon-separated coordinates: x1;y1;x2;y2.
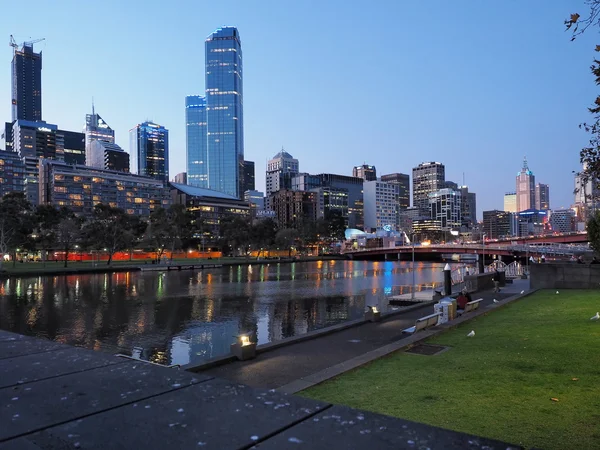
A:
0;374;216;445
184;300;436;374
235;403;334;450
0;357;131;390
0;347;67;362
277;288;536;395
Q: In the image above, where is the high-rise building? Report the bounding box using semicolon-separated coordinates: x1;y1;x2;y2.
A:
88;141;130;173
353;164;376;181
483;210;514;239
173;172;187;184
85;109;115;164
270;190;319;229
39;159;170;216
11;42;42;122
244;189;265;209
398;207;422;234
381;173;410;209
129;121;169;182
504;192;517;213
429;188;462;231
412;162;445;213
243;160;255;192
60;130;86;165
266;149;299;197
363;180;400;232
444;180;459;190
2;122;14;152
205;27;244;198
535;183;550;210
516;157;535;212
459;186;477;229
185;95;207;187
0;150;25;198
550;209;575;233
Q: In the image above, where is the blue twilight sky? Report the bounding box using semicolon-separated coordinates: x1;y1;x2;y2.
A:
1;0;598;217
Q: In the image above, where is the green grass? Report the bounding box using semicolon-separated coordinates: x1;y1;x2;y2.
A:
302;290;600;450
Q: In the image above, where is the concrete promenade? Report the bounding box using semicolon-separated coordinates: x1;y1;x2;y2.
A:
0;331;520;449
200;279;530;392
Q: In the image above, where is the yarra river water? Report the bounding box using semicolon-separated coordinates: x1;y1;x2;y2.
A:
0;260;452;366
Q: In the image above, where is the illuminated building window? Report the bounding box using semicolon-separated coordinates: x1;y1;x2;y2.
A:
134;198;143;204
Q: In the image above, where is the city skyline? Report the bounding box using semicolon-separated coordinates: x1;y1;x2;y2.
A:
0;0;597;215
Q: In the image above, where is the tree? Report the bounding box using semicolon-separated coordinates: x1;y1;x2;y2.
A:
34;205;61;266
82;204;132;265
587;211;600;254
218;216;251;256
0;193;35;269
276;228;299;257
55;209;83;268
249;218;278;257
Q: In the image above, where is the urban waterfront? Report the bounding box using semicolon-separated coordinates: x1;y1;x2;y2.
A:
0;260;452;366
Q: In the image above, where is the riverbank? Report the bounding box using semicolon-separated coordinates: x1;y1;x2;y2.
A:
0;254;347;278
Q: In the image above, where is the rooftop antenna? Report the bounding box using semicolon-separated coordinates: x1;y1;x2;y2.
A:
523;156;529;171
92;97;95;116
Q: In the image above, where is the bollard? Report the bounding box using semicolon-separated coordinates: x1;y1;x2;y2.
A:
443;263;452;296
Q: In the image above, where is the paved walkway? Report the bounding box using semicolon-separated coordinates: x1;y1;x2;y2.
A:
202;279;530;390
0;329;520;449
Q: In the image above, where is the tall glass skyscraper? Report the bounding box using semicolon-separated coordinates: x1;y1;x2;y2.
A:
205;26;244;198
185;95;207;187
11;43;42;122
129;122;169;182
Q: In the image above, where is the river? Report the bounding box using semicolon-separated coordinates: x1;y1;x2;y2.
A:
0;260;451;366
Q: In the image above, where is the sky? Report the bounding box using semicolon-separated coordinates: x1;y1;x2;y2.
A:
1;0;598;218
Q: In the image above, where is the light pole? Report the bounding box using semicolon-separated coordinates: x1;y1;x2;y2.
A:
410;232;416;300
482;233;487;273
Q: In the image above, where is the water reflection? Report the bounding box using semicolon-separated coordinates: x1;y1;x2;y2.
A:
0;260;446;366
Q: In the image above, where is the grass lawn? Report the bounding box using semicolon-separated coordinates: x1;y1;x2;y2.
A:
302;290;600;450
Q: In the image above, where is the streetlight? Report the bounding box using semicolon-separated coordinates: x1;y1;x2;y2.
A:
482;233;487;273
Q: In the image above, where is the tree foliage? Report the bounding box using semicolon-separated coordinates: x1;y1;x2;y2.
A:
587;211;600;254
82;204;136;265
0;193;35;269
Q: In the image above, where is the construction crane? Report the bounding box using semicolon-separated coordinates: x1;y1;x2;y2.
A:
9;35;45;52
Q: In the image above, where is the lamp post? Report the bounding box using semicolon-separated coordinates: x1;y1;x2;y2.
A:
411;232;416;300
482;233;487;274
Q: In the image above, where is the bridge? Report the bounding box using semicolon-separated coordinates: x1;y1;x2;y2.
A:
344;241;592;261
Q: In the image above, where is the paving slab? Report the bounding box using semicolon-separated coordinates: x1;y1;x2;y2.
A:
0;439;42;450
0;347;127;389
23;378;329;450
0;361;211;441
0;330;27;342
252;404;522;450
0;337;66;361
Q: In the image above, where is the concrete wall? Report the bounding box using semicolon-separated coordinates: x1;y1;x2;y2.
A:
464;272;505;293
530;263;600;289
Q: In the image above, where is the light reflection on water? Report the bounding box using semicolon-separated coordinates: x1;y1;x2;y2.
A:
0;260;448;366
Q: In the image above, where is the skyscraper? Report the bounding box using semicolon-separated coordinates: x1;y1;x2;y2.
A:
381;173;410;209
504;192;517;213
243;160;255;192
205;26;244;198
129;122;169;182
266;149;299;197
516;157;535;212
11;42;42;122
85;109;115;165
535;183;550;210
353;164;377;181
412;162;445;213
185;95;207;187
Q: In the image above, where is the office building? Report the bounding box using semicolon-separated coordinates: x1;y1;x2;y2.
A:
39;160;170;216
85;109;115;164
504;192;517;213
483;210;514;239
243;160;255;192
535;183;550;210
459;186;477;229
270;190;319;229
444;180;458;190
2;122;14;152
205;27;244;198
429;188;462;231
292;173;364;229
185;95;207;187
516;157;535;212
398;207;423;235
0;150;25;198
363;180;400;232
11;41;42;122
381;173;410;209
61;130;85;165
266;149;299;197
129;121;169;182
517;209;548;236
173;172;187;184
550;208;575;233
353;164;376;181
171;183;250;240
412;162;445;213
88;141;130;173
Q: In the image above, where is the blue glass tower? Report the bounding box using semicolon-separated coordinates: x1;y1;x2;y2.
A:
205;26;244;198
129;121;169;182
185;95;207;187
